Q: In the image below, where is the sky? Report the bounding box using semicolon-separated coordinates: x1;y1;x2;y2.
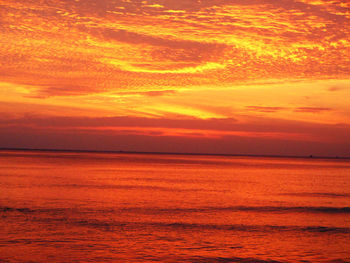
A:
1;0;350;156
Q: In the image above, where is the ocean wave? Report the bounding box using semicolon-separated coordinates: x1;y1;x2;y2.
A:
71;220;350;234
119;205;350;214
1;206;349;234
2;205;350;215
0;206;34;213
154;222;350;234
45;183;224;192
219;206;350;214
281;192;350;198
186;255;284;263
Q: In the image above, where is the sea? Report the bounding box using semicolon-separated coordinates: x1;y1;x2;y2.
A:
0;150;349;263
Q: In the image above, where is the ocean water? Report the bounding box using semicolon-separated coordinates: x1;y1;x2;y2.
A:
0;150;349;263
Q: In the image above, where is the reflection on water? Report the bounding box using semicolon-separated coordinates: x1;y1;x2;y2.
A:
0;150;349;262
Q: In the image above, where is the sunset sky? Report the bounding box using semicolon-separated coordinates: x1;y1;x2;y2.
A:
1;0;350;156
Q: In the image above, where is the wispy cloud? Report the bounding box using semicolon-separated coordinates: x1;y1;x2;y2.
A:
294;107;333;113
246;106;286;113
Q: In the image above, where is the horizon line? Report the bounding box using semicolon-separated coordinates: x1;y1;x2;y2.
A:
0;147;349;160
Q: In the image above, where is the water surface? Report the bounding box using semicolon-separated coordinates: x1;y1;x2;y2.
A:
0;150;349;262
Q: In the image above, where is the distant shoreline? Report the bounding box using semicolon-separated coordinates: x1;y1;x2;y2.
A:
0;147;349;160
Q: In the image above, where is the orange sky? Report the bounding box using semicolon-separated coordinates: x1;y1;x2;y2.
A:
1;0;350;156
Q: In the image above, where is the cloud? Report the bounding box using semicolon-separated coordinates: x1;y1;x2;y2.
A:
112;90;177;97
103;59;226;74
245;105;334;114
328;86;347;92
0;115;236;131
1;0;350;98
1;114;350;143
1;116;350;156
294;107;333;113
246;106;286;113
84;27;226;52
24;84;99;98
